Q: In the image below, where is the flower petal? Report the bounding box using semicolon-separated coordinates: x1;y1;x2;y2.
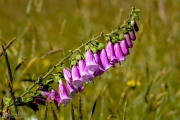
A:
72;65;83;89
124;33;133;48
59;80;71;107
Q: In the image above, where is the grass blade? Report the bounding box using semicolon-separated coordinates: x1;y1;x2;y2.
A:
78;93;82;120
71;102;75;120
2;45;18;115
90;99;97;120
0;38;16;57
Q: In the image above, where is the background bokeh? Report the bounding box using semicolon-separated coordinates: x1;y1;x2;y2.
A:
0;0;180;119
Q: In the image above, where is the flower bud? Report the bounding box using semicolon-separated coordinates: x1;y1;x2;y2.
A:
97;43;105;51
34;97;46;106
124;33;133;48
63;67;72;83
129;30;136;40
131;20;139;32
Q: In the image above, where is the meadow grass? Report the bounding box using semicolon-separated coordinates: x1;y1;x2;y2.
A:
0;0;180;119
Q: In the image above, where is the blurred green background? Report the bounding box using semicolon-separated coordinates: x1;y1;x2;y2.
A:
0;0;180;119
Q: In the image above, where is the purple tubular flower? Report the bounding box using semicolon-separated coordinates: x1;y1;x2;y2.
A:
114;42;126;63
63;68;72;83
124;33;133;48
66;81;77;97
100;49;113;70
39;84;49;91
51;89;61;106
78;59;94;83
131;20;139;32
119;39;130;55
26;101;39;111
59;80;71;107
106;42;118;65
85;50;99;74
129;30;136;40
41;91;54;102
34;97;46;106
93;52;105;77
72;65;83;89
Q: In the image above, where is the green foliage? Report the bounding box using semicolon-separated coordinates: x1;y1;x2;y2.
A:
0;0;180;120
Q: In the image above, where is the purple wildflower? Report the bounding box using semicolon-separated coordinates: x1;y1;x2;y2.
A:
129;30;136;40
66;81;77;97
106;42;118;65
119;39;129;55
124;33;133;48
34;97;46;106
59;80;71;107
63;67;72;83
114;42;126;63
26;101;39;111
85;50;99;74
72;65;83;89
131;20;139;32
78;59;94;83
93;51;105;77
100;49;113;70
39;84;49;91
41;91;54;102
51;89;61;106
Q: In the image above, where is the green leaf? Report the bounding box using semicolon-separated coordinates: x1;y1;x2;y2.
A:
3;97;11;106
133;13;140;20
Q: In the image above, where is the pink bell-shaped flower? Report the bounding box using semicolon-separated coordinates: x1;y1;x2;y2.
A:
129;30;136;40
119;39;130;55
34;97;46;106
85;50;99;74
100;49;113;70
72;65;83;89
124;33;133;48
63;67;72;83
93;51;105;77
41;91;54;102
106;42;118;65
66;81;77;97
51;89;61;106
114;42;126;63
78;59;94;83
59;80;71;107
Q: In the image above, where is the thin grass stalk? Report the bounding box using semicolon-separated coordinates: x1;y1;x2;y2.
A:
100;96;104;120
90;99;97;120
2;45;18;115
123;100;127;120
71;102;75;120
0;38;16;57
50;103;58;120
78;93;82;120
43;101;49;120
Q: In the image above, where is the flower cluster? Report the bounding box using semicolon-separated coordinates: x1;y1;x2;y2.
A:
35;20;139;108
